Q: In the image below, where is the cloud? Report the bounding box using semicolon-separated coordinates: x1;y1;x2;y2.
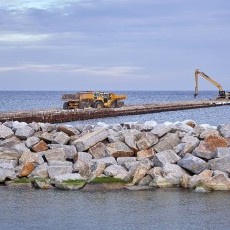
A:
0;33;52;43
0;0;85;11
0;64;143;76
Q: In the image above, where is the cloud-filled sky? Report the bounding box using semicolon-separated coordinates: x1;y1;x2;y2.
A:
0;0;230;91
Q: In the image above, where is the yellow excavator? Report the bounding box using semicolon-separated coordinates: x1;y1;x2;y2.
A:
194;69;230;99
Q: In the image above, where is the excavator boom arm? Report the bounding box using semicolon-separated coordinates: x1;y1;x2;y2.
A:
194;69;224;98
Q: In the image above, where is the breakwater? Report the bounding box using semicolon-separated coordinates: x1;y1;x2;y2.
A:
1;119;230;191
0;100;230;123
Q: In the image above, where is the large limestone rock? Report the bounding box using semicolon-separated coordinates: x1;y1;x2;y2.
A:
153;150;180;167
88;142;107;159
201;174;230;191
177;153;210;174
193;141;216;160
162;163;190;178
29;163;49;178
0;148;22;160
47;164;73;179
137;148;155;160
19;151;44;165
136;133;158;151
215;147;230;158
0;124;14;139
154;133;180;153
0;136;21;148
199;128;219;139
0;159;18;169
39;132;54;143
90;162;106;179
124;134;138;151
218;124;230;138
41;148;66;163
57;125;80;136
48;144;77;160
107;129;123;143
151;124;172;137
53;131;70;145
180;169;212;189
149;175;175;188
73;152;92;178
19;162;35;177
205;134;228;150
73;128;108;151
91;157;117;167
208;156;230;174
11;143;30;153
15;125;35;140
25;136;40;149
132;165;149;185
32;140;48;152
194;134;227;160
106;141;134;158
0;168;16;182
54;173;84;183
117;157;136;167
104;165;129;181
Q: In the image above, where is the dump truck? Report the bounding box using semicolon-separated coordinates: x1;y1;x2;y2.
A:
62;91;127;109
194;69;230;99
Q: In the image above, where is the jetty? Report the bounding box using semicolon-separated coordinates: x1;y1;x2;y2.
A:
0;100;230;123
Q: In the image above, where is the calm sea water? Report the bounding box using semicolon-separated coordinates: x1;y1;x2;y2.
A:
0;90;229;126
1;91;230;230
1;187;230;230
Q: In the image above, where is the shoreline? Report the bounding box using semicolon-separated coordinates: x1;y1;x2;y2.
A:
0;119;230;192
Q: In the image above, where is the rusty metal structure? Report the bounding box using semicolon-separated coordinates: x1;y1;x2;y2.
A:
0;100;230;124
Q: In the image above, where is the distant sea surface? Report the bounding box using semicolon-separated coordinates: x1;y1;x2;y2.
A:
1;91;230;230
0;90;229;125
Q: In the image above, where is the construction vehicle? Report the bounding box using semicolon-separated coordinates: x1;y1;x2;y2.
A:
194;69;230;99
62;91;127;109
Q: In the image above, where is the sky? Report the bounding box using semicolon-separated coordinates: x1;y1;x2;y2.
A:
0;0;230;91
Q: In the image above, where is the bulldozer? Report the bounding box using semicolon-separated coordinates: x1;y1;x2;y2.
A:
194;69;230;99
62;91;127;109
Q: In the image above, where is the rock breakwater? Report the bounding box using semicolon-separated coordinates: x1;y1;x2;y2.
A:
1;120;230;192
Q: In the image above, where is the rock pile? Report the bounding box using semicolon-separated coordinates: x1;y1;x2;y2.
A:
0;120;230;191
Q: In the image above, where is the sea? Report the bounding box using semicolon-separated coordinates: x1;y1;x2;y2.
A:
0;90;230;230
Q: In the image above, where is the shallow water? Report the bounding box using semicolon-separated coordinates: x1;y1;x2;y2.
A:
0;187;230;230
